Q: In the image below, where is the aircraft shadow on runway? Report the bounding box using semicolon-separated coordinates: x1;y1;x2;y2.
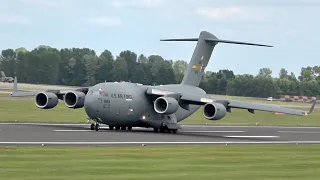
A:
32;124;279;142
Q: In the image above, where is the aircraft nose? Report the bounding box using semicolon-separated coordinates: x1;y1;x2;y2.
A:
84;95;96;118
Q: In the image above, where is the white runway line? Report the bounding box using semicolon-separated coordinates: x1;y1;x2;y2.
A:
52;129;245;133
0;123;89;126
52;127;145;132
224;136;279;138
53;130;245;133
53;130;93;132
278;131;320;134
0;141;320;145
182;131;244;133
181;125;320;129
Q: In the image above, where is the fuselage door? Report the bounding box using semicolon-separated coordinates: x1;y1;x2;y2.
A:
99;88;111;112
125;94;133;116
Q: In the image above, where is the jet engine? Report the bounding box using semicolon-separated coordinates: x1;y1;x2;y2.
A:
203;102;227;120
34;92;59;109
63;91;86;109
154;96;179;114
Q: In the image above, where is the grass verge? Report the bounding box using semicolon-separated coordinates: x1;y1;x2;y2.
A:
1;145;320;179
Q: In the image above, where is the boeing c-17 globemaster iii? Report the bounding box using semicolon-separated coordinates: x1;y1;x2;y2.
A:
11;31;317;133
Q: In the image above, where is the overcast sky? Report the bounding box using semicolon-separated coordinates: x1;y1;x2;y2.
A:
1;0;319;76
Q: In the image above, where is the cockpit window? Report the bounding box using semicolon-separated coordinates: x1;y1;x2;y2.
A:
92;91;100;96
88;84;109;97
88;86;100;96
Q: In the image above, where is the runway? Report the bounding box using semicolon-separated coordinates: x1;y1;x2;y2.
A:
1;123;320;146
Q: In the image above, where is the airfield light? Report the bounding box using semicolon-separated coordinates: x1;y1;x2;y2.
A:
142;115;146;120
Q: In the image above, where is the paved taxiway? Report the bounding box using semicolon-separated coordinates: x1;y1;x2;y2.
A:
1;123;320;145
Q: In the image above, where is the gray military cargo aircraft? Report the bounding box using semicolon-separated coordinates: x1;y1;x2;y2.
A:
0;71;14;83
11;31;317;133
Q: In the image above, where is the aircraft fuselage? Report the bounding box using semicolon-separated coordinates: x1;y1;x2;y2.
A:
84;82;205;127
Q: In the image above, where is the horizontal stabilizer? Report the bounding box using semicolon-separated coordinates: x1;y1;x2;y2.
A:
205;38;272;47
161;38;272;47
160;38;198;41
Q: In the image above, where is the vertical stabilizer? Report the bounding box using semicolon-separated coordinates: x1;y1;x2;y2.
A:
160;31;272;87
180;31;217;86
162;31;217;87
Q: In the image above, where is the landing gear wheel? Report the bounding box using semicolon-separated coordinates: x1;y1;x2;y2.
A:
167;129;172;133
115;126;120;130
95;124;100;131
109;125;114;130
153;128;159;132
127;126;132;130
172;129;177;134
159;126;167;133
121;126;126;130
90;123;95;130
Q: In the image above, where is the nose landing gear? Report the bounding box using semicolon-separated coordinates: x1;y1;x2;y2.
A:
90;123;100;131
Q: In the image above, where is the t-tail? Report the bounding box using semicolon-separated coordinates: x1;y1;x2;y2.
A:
161;31;272;87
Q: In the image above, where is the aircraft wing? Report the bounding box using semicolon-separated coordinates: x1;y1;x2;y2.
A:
10;77;89;97
218;99;316;116
146;87;317;116
11;87;89;97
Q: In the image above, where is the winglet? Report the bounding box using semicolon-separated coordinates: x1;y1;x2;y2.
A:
305;97;318;115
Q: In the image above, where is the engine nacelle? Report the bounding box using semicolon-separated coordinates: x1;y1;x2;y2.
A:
64;91;86;108
154;96;179;114
35;92;59;109
203;102;227;120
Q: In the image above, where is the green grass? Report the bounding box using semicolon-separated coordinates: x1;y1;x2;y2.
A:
1;145;320;179
0;99;85;123
0;97;319;126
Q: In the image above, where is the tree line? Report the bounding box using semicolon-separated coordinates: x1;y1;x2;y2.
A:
1;46;319;98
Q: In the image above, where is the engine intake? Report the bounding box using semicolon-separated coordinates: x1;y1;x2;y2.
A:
203;103;227;120
154;96;179;114
64;91;86;108
35;92;58;109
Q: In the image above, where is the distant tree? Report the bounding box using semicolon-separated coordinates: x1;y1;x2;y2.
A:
1;45;319;98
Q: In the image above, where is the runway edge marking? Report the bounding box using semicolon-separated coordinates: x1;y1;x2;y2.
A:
278;131;320;134
224;136;279;138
